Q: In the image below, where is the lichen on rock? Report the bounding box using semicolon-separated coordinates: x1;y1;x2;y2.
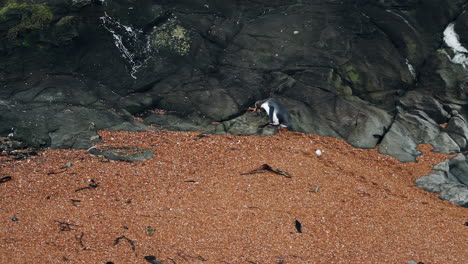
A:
150;19;191;56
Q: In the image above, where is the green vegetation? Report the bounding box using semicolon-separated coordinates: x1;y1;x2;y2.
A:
347;70;360;84
0;0;53;40
151;20;192;56
344;65;361;86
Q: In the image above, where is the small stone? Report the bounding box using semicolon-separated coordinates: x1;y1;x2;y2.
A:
66;162;73;167
12;216;18;222
315;149;322;157
146;226;155;236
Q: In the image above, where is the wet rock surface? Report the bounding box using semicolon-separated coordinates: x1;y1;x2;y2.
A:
0;0;463;150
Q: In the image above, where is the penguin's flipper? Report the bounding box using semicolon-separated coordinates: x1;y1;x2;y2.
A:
278;114;291;129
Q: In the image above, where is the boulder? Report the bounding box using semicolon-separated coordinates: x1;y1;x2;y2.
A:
88;146;154;162
378;119;421;163
399;90;450;124
415;154;468;207
0;102;148;149
378;110;460;162
217;111;278;136
443;111;468;150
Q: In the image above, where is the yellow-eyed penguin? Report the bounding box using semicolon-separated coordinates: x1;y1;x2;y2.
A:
254;98;291;129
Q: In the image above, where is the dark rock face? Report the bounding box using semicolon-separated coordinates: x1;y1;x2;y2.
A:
0;0;468;165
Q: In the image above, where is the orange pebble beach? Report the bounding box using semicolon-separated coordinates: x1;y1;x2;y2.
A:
0;130;467;263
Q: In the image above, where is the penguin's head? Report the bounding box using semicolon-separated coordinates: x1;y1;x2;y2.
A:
254;101;262;111
254;99;268;112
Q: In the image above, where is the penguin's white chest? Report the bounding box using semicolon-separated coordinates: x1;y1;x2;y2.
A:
261;102;279;125
260;102;270;114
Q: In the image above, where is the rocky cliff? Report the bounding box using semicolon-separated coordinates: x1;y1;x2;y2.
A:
1;0;468;163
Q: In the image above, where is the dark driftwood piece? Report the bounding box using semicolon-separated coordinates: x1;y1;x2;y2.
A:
55;220;78;232
295;219;302;233
75;179;99;192
241;164;292;178
0;176;12;183
113;235;136;251
144;256;163;264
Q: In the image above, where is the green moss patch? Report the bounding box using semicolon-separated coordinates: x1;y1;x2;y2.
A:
347;70;360;84
0;0;53;40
